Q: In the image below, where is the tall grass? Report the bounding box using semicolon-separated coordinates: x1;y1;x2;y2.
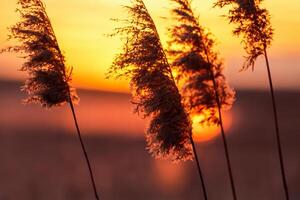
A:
1;0;100;199
167;0;236;199
108;0;193;162
107;0;209;198
214;0;289;199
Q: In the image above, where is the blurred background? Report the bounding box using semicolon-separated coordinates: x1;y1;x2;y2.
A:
0;80;299;199
0;0;299;199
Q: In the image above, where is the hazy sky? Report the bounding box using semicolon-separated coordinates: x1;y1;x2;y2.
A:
0;0;299;92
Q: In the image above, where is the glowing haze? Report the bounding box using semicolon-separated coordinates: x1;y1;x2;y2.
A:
0;0;299;92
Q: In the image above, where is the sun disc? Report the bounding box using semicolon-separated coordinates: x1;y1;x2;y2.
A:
192;111;232;142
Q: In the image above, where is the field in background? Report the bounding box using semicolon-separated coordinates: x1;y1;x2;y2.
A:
0;80;299;200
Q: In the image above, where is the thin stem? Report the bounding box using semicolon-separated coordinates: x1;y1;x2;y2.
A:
201;45;237;199
263;49;289;200
68;99;100;200
201;38;237;199
189;135;208;200
209;69;237;200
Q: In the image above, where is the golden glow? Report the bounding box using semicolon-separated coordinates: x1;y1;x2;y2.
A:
152;159;186;191
192;111;232;142
0;0;300;92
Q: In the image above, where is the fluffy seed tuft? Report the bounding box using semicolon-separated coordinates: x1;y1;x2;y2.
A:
108;0;193;161
168;0;235;126
214;0;273;70
2;0;78;107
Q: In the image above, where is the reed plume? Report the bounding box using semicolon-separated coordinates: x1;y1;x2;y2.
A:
108;0;193;162
1;0;100;199
2;0;78;106
168;0;236;199
168;0;235;125
214;0;273;70
214;0;289;199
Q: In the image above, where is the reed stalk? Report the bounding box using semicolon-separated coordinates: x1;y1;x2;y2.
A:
141;1;208;197
213;0;290;198
208;68;237;200
1;1;101;199
189;135;208;200
204;51;237;200
263;49;289;200
167;1;236;198
108;0;208;198
69;99;100;200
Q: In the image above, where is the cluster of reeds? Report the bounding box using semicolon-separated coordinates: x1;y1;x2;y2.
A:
2;0;289;199
107;0;237;199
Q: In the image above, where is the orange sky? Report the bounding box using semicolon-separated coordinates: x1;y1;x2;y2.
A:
0;0;299;93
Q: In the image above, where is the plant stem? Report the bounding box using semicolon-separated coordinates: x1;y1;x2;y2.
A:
263;49;289;200
209;70;237;200
200;39;237;199
189;135;208;200
139;2;209;198
68;99;100;200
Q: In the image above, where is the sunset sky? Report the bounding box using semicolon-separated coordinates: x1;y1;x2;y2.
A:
0;0;299;93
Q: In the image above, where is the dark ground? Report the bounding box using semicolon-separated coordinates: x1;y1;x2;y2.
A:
0;80;299;200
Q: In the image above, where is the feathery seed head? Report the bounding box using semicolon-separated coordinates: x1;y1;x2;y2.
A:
2;0;78;107
108;0;193;162
168;0;235;126
214;0;273;70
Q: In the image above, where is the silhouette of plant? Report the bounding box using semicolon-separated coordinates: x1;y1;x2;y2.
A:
2;0;77;107
108;0;193;162
168;0;236;199
1;0;100;199
168;0;235;126
214;0;273;70
214;0;289;199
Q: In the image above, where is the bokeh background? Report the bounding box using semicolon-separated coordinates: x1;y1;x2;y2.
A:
0;0;299;199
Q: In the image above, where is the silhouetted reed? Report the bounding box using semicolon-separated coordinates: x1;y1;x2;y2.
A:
108;0;193;162
168;0;236;199
168;0;235;126
214;0;289;199
214;0;273;70
1;0;100;199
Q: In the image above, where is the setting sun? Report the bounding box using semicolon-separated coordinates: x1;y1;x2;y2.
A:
0;0;299;92
192;111;232;142
0;0;299;199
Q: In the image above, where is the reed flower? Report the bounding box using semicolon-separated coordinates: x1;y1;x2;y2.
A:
1;1;101;199
168;0;235;126
108;0;193;161
2;0;78;107
214;1;290;199
214;0;273;70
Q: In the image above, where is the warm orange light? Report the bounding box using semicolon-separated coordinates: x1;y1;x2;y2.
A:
192;111;232;142
152;159;186;191
0;1;299;91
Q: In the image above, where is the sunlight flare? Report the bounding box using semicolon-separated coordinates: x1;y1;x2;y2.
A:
192;111;232;142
